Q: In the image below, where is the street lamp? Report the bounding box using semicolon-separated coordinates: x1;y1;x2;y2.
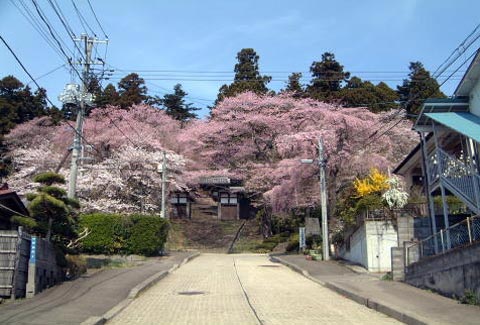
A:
300;137;329;261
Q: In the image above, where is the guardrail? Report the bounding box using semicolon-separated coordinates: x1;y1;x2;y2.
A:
406;215;480;265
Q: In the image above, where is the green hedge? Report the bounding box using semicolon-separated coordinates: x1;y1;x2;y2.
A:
78;213;169;256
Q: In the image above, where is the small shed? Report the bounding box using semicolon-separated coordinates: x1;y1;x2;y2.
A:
0;185;29;230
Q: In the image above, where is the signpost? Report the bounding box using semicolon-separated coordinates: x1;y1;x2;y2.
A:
299;227;306;251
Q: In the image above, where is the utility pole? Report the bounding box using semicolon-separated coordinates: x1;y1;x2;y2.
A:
318;138;330;261
300;137;330;261
64;34;107;199
160;151;168;218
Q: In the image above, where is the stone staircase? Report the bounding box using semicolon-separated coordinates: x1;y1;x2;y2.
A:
191;194;218;219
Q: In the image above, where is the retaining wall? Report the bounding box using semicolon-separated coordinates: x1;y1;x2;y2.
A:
405;241;480;300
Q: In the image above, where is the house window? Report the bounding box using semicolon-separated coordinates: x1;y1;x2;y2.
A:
220;192;237;205
170;193;188;204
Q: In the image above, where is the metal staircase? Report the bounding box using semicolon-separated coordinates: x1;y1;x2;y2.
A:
428;148;480;214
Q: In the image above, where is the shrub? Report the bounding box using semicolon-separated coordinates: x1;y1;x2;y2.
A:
78;213;169;256
286;233;299;252
10;215;38;231
39;186;67;199
127;214;170;256
33;171;65;185
78;213;123;254
65;255;87;279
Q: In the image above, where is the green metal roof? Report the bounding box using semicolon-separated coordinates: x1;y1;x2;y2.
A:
424;112;480;143
414;97;469;130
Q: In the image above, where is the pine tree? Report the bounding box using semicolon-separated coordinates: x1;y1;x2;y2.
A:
283;72;304;97
95;83;120;107
397;62;446;117
338;77;399;112
306;52;350;101
216;48;272;104
117;73;148;109
162;84;199;125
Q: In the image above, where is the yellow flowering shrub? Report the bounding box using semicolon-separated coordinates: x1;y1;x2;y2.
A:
353;168;390;197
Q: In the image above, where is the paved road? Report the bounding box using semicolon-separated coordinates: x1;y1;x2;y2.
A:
0;252;192;325
277;254;480;325
109;254;400;325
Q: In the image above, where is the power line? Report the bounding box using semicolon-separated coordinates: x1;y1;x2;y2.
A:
11;0;67;63
30;0;85;82
47;0;76;38
433;23;480;78
86;0;108;37
368;50;478;144
47;0;88;62
31;0;75;58
70;0;96;36
364;21;480;145
26;63;66;86
0;34;101;157
113;67;466;75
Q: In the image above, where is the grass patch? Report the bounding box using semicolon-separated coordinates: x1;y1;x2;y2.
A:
381;272;393;281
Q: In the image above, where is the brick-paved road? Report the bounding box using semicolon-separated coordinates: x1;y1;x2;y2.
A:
109;254;400;325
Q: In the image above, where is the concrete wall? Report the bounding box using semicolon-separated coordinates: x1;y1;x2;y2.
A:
341;223;368;268
405;241;480;301
26;237;63;298
391;247;404;281
339;220;397;272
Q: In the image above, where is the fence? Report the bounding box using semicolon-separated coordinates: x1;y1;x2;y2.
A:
406;215;480;265
0;228;31;298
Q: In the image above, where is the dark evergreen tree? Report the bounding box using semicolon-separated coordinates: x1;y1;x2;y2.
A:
95;83;120;107
12;172;78;246
216;48;272;104
162;84;199;125
397;62;446;117
306;52;350;101
283;72;304;97
117;73;148;109
339;77;399;112
0;75;50;179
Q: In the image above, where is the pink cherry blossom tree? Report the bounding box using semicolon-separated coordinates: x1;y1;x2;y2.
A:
179;92;417;214
6;93;416;219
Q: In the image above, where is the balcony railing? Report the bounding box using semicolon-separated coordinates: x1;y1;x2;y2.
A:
427;148;480;211
406;215;480;265
437;149;480;209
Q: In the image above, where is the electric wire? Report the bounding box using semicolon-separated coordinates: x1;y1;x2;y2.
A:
366;23;480;142
86;0;108;37
368;50;478;144
30;0;85;83
70;0;96;36
47;0;76;38
31;0;76;58
26;63;66;86
11;0;67;63
47;0;87;62
0;34;101;157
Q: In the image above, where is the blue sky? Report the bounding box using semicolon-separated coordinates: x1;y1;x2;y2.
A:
1;0;480;117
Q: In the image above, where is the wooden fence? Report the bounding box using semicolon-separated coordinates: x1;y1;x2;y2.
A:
0;228;31;298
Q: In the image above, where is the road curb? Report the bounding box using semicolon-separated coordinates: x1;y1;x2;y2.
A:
82;252;200;325
269;254;427;325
